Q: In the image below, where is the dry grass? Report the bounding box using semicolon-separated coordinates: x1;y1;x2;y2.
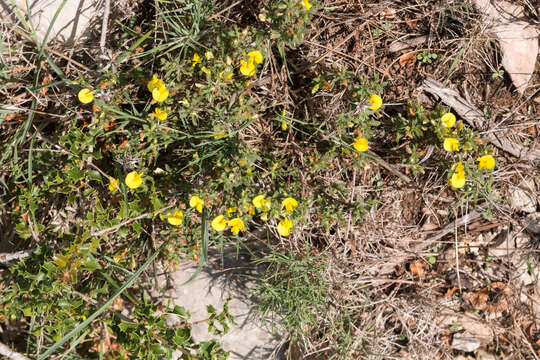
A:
0;0;539;359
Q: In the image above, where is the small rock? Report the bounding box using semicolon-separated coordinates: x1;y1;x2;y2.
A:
476;349;497;360
510;186;537;214
523;212;540;235
488;231;530;258
0;0;100;45
451;331;481;352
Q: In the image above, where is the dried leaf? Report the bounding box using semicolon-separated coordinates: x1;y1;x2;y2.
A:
409;259;424;278
398;51;417;66
469;289;489;311
473;0;540;93
445;286;458;297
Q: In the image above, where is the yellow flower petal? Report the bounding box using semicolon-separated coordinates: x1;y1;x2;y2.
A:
228;217;245;235
367;94;382;110
152;86;169;103
226;207;237;217
353;137;369;152
282;197;298;213
189;195;204;213
192;53;201;66
211;215;228;231
167;210;184;226
441;113;456;128
443;138;459;152
477;155;495;170
247;50;263;64
125;171;143;189
154;107;167;120
252;195;266;209
449;162;466;189
299;0;312;10
108;177;120;192
205;51;214;60
201;66;211;74
240;59;256;76
78;88;94;104
147;74;165;92
277;218;293;237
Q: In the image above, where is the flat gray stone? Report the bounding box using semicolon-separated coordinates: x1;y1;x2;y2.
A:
150;253;285;360
0;0;99;45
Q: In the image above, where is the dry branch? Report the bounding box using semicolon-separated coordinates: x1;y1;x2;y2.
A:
378;209;483;275
0;342;30;360
422;78;540;161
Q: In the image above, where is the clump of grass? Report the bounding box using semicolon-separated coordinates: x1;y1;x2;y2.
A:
0;0;519;359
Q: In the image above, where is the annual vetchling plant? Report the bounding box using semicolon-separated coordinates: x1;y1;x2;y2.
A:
0;0;498;358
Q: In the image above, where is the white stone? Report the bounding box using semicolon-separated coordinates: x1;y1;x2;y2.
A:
451;331;481;352
0;0;100;45
524;212;540;235
510;187;537;213
150;260;284;360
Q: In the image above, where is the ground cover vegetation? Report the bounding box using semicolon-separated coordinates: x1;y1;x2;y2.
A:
0;0;539;359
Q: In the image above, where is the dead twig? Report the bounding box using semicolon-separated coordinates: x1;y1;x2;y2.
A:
0;342;30;360
422;78;540;161
99;0;111;57
0;249;34;264
90;204;176;237
378;209;484;275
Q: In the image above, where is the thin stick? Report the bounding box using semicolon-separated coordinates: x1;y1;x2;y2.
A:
99;0;111;58
366;151;412;183
0;250;34;264
90;203;176;237
454;210;462;293
0;342;30;360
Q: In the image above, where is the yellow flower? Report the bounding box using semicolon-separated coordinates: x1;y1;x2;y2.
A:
192;53;202;67
240;59;256;76
181;98;190;107
367;94;382;110
226;207;237;217
211;215;228;231
443;138;459;152
272;163;278;170
277;218;293;237
353;137;369;152
449;162;466;189
154;107;167;120
78;88;94;104
252;195;266;209
441;112;456;128
282;197;298;213
147;74;165;92
247;50;263;64
152;86;169;103
189;195;204;213
228;217;245;235
299;0;312;10
213;132;226;139
477;155;495;170
125;171;143;189
281;122;287;131
201;66;211;74
205;51;214;60
167;210;184;226
108;177;120;192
